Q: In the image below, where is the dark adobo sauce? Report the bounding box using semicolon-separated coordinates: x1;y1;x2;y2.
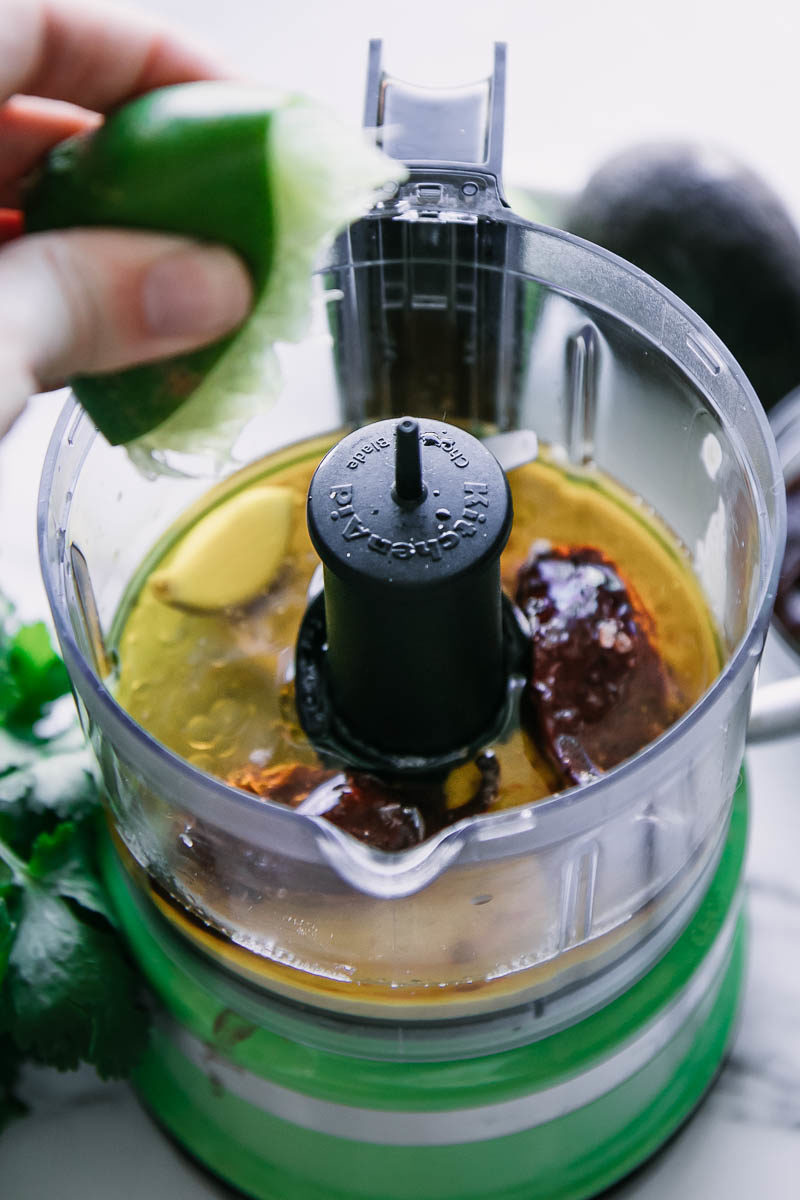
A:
228;753;501;853
515;545;676;783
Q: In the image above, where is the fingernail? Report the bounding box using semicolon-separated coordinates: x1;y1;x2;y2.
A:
141;245;252;338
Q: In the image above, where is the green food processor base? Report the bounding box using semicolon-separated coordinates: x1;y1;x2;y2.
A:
101;778;748;1200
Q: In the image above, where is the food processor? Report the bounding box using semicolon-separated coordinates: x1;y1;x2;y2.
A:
37;41;787;1200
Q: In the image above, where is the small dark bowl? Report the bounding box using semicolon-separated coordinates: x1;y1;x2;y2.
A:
770;388;800;661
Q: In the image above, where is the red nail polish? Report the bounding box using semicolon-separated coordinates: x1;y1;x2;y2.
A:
0;209;24;245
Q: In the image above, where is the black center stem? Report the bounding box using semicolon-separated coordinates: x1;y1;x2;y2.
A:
394;418;426;503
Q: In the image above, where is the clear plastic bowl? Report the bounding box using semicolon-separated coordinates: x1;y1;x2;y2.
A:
38;210;784;1030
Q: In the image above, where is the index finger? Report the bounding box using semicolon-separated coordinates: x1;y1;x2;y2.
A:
0;0;230;111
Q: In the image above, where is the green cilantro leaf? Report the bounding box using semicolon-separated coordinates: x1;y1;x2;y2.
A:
0;898;12;986
0;596;149;1098
5;623;70;726
1;743;98;822
0;596;21;724
27;824;115;928
0;727;40;773
0;731;98;857
0;665;21;727
0;599;68;728
0;825;148;1077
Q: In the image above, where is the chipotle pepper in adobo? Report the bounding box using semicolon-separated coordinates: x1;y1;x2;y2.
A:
227;753;501;852
515;545;677;784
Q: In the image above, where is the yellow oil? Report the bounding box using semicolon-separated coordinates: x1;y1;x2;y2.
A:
115;438;719;806
110;435;722;1013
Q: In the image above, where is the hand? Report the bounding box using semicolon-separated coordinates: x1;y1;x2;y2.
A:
0;1;253;437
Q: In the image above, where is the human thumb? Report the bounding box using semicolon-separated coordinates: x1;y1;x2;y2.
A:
0;228;252;435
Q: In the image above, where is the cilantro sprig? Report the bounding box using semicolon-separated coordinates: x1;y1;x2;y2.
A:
0;598;148;1130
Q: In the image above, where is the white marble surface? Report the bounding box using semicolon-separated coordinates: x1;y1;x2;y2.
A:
4;0;800;1194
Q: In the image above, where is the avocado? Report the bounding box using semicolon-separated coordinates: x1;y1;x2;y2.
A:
565;143;800;411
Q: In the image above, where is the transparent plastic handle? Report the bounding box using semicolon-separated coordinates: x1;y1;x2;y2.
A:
364;39;509;210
